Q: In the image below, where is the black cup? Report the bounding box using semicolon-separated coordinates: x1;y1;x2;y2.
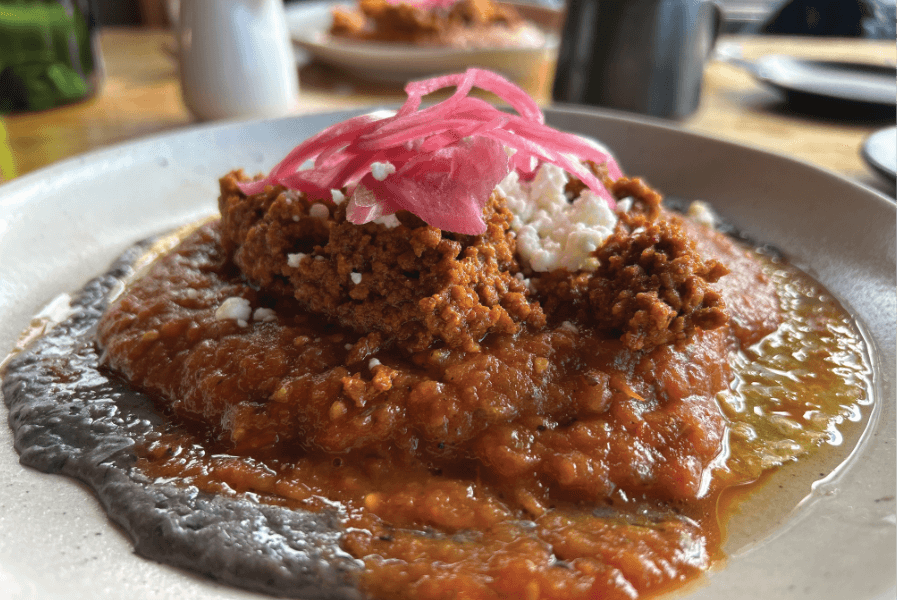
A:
553;0;721;119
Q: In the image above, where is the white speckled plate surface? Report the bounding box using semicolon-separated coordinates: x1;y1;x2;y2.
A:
286;0;560;83
0;107;895;600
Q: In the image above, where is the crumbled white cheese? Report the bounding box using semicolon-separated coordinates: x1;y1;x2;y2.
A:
315;255;325;261
253;308;277;323
687;200;717;228
368;358;381;369
215;297;251;325
497;163;620;272
331;189;346;205
374;214;401;229
184;288;199;299
292;215;300;222
370;161;396;181
287;252;306;268
350;271;362;285
344;343;353;350
309;203;329;220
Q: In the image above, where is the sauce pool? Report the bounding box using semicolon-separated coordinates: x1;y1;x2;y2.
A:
96;219;873;600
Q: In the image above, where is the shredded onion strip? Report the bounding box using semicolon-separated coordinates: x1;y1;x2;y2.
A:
238;68;622;235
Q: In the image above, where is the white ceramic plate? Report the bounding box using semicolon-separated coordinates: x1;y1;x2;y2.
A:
0;107;895;600
862;126;898;181
286;0;560;83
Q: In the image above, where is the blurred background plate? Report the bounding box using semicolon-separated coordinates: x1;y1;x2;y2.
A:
286;0;560;83
740;54;897;107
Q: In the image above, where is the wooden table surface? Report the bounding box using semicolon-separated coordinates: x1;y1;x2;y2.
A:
4;27;896;198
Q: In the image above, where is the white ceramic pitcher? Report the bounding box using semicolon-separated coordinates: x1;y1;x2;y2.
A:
178;0;299;121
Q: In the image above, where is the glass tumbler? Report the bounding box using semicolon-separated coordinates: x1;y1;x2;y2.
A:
0;0;102;113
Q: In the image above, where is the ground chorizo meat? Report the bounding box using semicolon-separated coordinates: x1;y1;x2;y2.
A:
220;172;731;355
535;178;730;351
219;171;545;353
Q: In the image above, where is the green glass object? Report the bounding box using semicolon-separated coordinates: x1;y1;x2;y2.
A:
0;0;100;113
0;116;14;180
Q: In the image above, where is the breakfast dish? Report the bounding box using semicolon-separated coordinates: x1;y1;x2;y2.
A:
329;0;545;49
0;71;895;600
287;0;559;83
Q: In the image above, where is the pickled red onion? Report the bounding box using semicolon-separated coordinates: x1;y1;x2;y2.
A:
238;68;621;235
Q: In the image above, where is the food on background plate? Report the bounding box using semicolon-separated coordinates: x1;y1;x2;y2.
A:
330;0;546;48
1;69;873;599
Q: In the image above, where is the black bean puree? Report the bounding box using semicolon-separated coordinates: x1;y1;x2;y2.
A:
1;241;364;599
